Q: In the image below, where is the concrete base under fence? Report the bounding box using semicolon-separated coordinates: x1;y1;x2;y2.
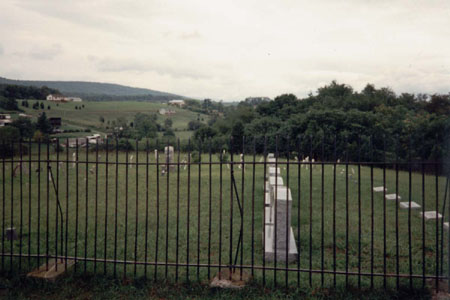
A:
263;224;298;263
27;258;75;281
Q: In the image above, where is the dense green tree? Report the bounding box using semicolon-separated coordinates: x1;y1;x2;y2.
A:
36;112;52;134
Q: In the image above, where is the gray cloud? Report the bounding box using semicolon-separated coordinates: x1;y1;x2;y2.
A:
94;57;210;80
0;0;449;100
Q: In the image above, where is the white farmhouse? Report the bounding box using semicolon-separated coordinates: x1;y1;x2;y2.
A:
168;99;185;107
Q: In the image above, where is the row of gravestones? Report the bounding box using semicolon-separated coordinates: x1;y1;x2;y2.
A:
374;187;448;229
263;153;298;263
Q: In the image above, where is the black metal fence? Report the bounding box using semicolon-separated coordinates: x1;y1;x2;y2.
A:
0;137;449;290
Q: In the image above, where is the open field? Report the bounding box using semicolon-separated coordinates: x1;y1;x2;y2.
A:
0;147;449;290
8;100;209;140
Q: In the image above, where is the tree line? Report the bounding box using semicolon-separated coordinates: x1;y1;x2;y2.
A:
191;81;449;165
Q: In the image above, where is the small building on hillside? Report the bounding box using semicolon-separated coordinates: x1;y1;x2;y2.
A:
47;94;67;102
49;117;62;128
168;100;185;107
46;94;82;102
0;114;12;127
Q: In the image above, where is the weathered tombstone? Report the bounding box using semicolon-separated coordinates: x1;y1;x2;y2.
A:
267;157;276;167
264;186;298;262
6;227;18;240
373;186;387;192
421;211;442;220
399;201;421;209
163;146;175;172
385;194;401;201
268;167;280;177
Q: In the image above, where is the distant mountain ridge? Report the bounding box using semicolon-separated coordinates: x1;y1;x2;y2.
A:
0;76;188;101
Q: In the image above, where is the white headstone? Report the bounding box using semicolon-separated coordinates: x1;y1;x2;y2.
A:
421;211;442;220
373;186;387;192
399;201;421;209
385;194;401;201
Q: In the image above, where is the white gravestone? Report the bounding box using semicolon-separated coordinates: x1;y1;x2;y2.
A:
399;201;421;209
421;211;442;220
264;186;298;262
385;194;401;201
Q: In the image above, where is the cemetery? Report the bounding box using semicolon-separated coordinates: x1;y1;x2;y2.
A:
0;145;449;289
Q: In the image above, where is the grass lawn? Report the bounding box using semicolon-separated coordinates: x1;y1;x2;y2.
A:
0;147;449;291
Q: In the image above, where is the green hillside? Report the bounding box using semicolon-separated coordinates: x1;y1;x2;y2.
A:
0;77;189;101
13;100;209;140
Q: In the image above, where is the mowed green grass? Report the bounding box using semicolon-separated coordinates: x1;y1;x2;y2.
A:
15;100;208;139
0;148;448;290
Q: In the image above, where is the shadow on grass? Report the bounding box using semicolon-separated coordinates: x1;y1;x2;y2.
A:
0;272;431;300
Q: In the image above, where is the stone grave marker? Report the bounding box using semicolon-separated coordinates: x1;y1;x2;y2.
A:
385;193;401;201
264;186;298;262
399;201;421;209
400;201;421;209
421;211;442;220
373;186;387;192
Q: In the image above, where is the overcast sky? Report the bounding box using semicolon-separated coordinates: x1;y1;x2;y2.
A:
0;0;449;101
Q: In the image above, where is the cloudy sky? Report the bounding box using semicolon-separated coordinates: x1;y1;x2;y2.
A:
0;0;449;101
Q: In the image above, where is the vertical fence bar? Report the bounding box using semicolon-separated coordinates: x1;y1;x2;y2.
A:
19;141;23;271
218;145;223;279
435;146;439;291
144;139;149;279
229;137;234;281
208;140;212;279
164;142;173;279
134;140;139;277
94;140;99;273
309;135;313;287
345;138;349;287
54;140;59;272
298;135;302;287
1;140;4;271
10;140;15;271
113;139;118;277
408;137;412;288
251;138;256;278
165;140;170;279
357;137;361;289
29;139;32;269
263;136;267;286
370;137;374;289
65;139;69;270
124;144;129;277
37;140;42;268
176;139;180;281
395;138;400;290
321;137;324;286
28;138;33;269
10;141;15;272
274;136;279;286
74;140;79;272
186;139;191;282
84;139;89;273
422;154;426;288
286;136;291;288
155;140;160;281
333;136;337;288
240;136;245;279
383;138;387;289
197;142;202;280
104;139;109;275
45;141;49;271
